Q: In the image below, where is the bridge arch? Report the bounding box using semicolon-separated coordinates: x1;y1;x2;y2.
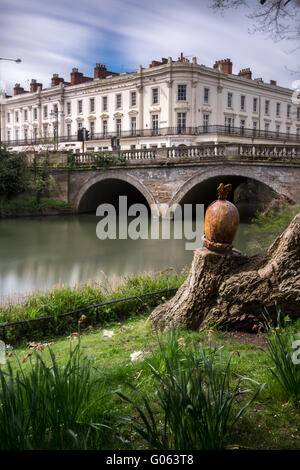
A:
170;166;294;208
74;170;157;213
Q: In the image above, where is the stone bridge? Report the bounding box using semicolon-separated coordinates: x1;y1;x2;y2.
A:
49;143;300;216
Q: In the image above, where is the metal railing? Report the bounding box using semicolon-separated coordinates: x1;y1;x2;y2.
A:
3;125;300;147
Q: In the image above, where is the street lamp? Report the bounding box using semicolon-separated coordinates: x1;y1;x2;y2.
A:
0;57;22;145
50;108;64;151
0;58;22;63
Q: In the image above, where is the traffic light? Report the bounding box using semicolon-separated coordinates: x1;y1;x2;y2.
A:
77;128;84;142
84;129;89;141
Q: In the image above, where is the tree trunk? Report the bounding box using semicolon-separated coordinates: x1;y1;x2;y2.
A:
150;213;300;332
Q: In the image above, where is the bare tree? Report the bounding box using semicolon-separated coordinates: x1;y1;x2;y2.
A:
211;0;300;42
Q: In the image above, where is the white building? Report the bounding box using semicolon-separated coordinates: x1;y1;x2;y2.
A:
1;53;300;152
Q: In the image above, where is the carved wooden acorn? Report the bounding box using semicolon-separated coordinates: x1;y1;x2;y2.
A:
202;183;240;253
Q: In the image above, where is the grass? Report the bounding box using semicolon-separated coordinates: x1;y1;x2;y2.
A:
0;270;187;343
1;315;300;450
250;204;300;246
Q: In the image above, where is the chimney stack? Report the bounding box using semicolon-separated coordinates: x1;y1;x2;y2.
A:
238;68;252;80
51;73;65;87
213;58;233;74
14;83;25;96
30;79;43;93
94;63;107;79
70;68;92;85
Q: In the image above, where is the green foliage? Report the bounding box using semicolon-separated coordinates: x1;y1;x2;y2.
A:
0;194;70;217
264;313;300;404
28;153;51;203
118;336;265;450
0;145;28;198
0;342;107;449
0;270;187;343
251;205;300;238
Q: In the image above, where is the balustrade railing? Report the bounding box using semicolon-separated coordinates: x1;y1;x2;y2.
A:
3;125;300;148
71;143;300;165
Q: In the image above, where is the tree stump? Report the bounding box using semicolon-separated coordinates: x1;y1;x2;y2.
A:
150;213;300;332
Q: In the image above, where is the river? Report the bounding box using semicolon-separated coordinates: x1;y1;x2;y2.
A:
0;214;265;303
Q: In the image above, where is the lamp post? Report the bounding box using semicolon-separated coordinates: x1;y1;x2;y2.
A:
50;108;64;151
0;57;22;145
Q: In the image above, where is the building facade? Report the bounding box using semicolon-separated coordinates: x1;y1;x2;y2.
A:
1;54;300;152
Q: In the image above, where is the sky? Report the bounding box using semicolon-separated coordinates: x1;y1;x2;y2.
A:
0;0;299;95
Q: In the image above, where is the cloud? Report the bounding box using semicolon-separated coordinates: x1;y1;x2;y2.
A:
0;0;298;94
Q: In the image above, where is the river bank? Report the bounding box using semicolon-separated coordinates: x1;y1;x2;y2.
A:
0;195;74;218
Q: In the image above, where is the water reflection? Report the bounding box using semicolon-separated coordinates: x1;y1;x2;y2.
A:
0;214;262;300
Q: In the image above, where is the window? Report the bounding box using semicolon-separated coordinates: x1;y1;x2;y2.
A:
297;128;300;140
78;122;83;130
103;120;107;137
297;107;300;120
152;88;158;104
264;122;269;136
90;121;95;138
177;84;187;101
33;127;38;141
15;130;19;142
265;100;269;115
276;124;280;137
15;111;19;123
286;126;290;137
225;117;234;133
204;88;209;105
43;106;48;118
24;109;28;121
131;91;136;107
67;102;71;115
253;121;257;136
131;117;137;136
240;119;245;134
53;104;58;114
102;96;107;111
177;113;186;133
24;128;28;142
116;94;122;108
287;104;291;118
227;93;233;108
67;124;71;139
152;114;159;136
240;95;246;111
203;114;209;132
116;118;121;136
43;124;48;138
7;130;10;142
276;102;280;117
78;100;83;114
33;108;38;120
7;112;10;123
253;97;258;113
90;98;95;113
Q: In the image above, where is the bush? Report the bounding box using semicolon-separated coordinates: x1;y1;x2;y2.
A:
0;145;28;198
